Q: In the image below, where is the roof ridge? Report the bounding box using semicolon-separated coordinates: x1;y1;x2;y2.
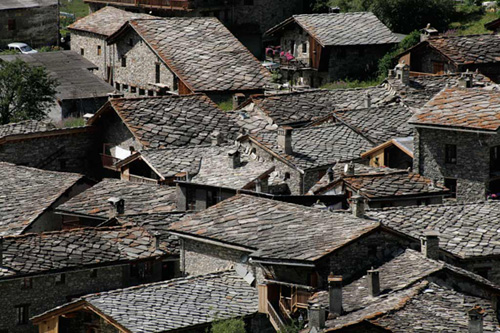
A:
368;200;495;212
3;225;139;240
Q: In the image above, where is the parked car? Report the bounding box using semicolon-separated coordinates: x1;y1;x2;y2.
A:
7;42;37;54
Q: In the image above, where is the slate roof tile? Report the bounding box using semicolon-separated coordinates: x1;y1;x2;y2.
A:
0;120;55;139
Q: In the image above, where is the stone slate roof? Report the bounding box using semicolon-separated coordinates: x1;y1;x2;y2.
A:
250;124;374;171
241;86;396;127
367;201;500;259
101;95;241;149
0;162;84;236
170;194;381;262
57;179;177;219
0;0;56;10
384;72;493;108
269;12;398;47
125;18;271;92
426;34;500;66
0;51;115;100
409;87;500;131
0;226;167;278
333;105;414;144
68;6;153;37
0;120;55;139
34;271;258;332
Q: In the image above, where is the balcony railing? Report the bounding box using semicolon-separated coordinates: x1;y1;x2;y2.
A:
85;0;194;10
129;174;159;184
101;153;120;170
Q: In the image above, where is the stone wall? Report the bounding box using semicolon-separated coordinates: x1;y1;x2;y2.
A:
70;32;109;80
462;257;500;287
0;5;58;48
412;47;455;74
413;127;500;201
280;25;310;65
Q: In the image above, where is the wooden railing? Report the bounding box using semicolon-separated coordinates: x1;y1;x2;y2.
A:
292;290;311;310
100;153;120;170
267;301;287;333
85;0;194;9
279;297;292;322
129;174;159;184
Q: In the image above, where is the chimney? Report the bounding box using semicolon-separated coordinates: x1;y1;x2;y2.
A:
327;167;334;183
367;269;380;297
388;69;396;78
364;92;371;108
308;303;325;330
232;93;246;110
255;178;262;193
350;195;365;218
459;70;474;88
211;131;222;146
420;23;438;42
108;197;124;217
228;150;241;169
277;126;293;155
395;62;410;85
468;306;484;333
107;92;124;100
421;230;440;260
83;113;94;124
344;162;355;176
328;274;343;316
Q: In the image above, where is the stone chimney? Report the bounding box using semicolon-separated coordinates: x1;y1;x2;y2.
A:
108;197;125;217
344;162;355;176
308;303;325;330
254;177;269;193
232;93;246;110
228;150;241;169
83;113;94;124
367;269;380;297
350;195;365;218
468;306;484;333
211;131;222;146
277;126;293;155
328;273;343;316
420;23;438;42
388;69;396;78
395;62;410;85
421;230;440;260
459;70;474;88
107;92;124;100
327;167;334;183
364;92;371;108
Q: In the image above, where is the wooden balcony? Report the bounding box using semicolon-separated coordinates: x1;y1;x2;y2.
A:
101;153;121;170
84;0;194;10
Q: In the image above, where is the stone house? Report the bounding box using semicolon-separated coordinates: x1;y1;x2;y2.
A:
368;200;500;285
410;87;500;201
0;0;58;48
68;6;154;82
265;12;399;87
105;17;271;102
308;163;449;208
0;51;115;121
32;270;271;333
0;225;176;333
397;34;500;82
0;162;93;237
88;94;241;171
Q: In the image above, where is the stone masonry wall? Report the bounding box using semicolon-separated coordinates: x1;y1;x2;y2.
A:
0;6;58;48
413;127;500;201
280;25;310;64
70;32;109;80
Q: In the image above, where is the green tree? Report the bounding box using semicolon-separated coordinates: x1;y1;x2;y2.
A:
0;59;58;124
209;318;246;333
377;30;421;79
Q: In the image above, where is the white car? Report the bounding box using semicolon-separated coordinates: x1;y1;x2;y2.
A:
7;42;38;54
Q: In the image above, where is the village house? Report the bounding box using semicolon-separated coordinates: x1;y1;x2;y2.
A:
68;6;154;82
0;225;176;333
307;249;500;332
0;0;58;48
88;94;241;172
0;120;101;175
55;178;177;228
105;17;271;102
307;163;449;208
397;33;500;82
410;87;500;201
32;270;271;333
265;12;399;87
0;51;115;121
368;200;500;285
0;162;93;237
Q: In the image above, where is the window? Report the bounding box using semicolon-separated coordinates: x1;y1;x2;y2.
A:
130;86;137;94
80;48;84;56
90;269;98;278
491;146;500;173
122;84;129;92
445;144;457;164
244;0;254;5
115;82;120;90
155;63;161;84
128;38;134;46
302;43;307;53
121;56;127;68
97;45;101;56
139;88;145;96
15;304;29;325
8;19;16;31
290;41;295;55
474;267;491;279
55;273;66;285
284;172;291;180
21;277;32;289
130;260;153;279
444;178;457;198
148;90;154;96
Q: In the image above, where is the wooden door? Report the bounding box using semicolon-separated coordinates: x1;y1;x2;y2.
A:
433;62;444;74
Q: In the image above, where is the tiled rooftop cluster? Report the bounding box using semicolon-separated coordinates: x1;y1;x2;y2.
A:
128;18;271;92
57;179;177;219
0;120;55;139
0;162;84;236
105;95;241;149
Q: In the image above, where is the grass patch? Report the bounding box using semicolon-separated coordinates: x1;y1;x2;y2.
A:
320;79;382;90
217;99;234;111
60;0;89;19
57;117;86;128
449;5;500;35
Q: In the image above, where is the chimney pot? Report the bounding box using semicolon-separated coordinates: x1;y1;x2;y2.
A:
367;269;380;297
308;303;326;330
228;150;241;169
232;93;246;110
328;274;343;316
421;230;440;260
468;306;484;333
395;62;410;85
277;126;293;155
350;195;365;218
364;92;371;108
108;197;124;217
211;131;222;146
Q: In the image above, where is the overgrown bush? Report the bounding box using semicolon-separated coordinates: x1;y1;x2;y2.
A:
209;318;246;333
377;30;420;80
